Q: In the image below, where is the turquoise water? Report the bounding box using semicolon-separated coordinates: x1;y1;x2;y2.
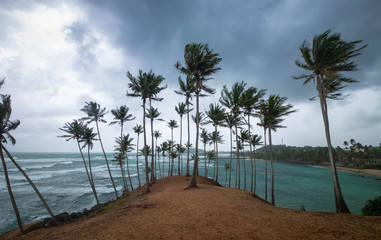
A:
0;152;380;234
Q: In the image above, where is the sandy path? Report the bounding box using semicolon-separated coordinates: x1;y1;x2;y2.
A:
15;175;381;240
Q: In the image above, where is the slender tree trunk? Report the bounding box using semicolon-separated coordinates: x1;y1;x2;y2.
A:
229;128;233;188
225;169;228;186
149;100;155;182
1;146;24;235
317;76;350;213
213;140;216;180
187;92;199;188
264;127;268;202
186;101;191;176
136;134;141;188
268;128;275;206
215;126;219;183
96;121;118;198
248;116;254;193
76;140;99;205
179;116;183;175
204;143;207;177
155;137;158;178
235;124;240;189
126;154;133;190
120;159;127;192
142;98;150;193
243;145;246;190
170;129;174;176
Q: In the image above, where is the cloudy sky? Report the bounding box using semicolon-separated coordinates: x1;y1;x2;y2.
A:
0;0;380;152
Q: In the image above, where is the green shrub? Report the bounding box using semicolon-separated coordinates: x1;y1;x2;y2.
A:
362;196;381;216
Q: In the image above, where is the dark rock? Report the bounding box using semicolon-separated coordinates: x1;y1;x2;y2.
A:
70;212;83;220
54;212;72;225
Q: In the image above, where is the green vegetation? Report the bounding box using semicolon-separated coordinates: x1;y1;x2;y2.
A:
103;198;128;212
362;196;381;216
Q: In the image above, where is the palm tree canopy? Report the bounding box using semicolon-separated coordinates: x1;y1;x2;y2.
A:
109;105;135;126
250;134;263;146
115;134;135;153
242;87;266;116
294;29;367;99
81;101;107;124
239;129;250;143
126;70;167;102
80;126;98;150
58;119;86;141
208;130;224;145
175;102;189;117
207;150;216;160
153;130;162;139
133;124;144;134
220;81;246;118
146;106;163;121
200;128;209;144
0;95;20;145
174;75;195;105
192;112;207;125
205;103;226;127
167;119;179;129
261;95;297;130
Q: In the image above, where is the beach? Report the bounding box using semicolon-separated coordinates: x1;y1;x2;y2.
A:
10;175;381;240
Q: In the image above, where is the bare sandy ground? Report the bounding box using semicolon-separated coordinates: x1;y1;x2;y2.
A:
336;166;381;177
12;175;381;240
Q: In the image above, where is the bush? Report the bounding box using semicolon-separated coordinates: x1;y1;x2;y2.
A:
362;196;381;216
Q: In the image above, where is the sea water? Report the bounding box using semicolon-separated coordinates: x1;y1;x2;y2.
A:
0;152;380;234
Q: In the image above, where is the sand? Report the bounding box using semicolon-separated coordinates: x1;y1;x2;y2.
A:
336;167;381;177
12;175;381;240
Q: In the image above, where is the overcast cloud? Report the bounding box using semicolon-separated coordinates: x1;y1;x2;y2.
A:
0;0;380;152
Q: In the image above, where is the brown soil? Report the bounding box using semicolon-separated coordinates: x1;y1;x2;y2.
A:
14;175;381;239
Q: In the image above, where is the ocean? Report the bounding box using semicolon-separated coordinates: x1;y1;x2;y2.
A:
1;152;380;234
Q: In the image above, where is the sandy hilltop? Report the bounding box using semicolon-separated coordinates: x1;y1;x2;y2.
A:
4;175;381;240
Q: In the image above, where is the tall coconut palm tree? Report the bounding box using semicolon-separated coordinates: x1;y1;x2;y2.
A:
160;141;169;177
176;43;222;188
175;76;194;176
261;94;296;206
175;102;188;175
114;134;135;192
113;152;127;192
175;144;186;175
242;87;266;192
294;29;366;213
222;113;235;188
81;101;118;199
239;129;250;190
200;128;209;177
220;82;246;189
208;130;224;181
1;94;54;234
59;120;99;205
249;134;263;194
146;106;164;181
109;105;135;139
121;134;135;191
205;103;226;182
127;70;166;193
133;124;143;187
153;130;162;178
167;119;178;176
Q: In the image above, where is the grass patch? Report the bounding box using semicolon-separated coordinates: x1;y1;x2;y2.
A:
102;198;128;211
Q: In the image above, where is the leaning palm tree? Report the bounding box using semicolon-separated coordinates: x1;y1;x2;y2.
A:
81;101;118;199
261;95;296;206
200;128;209;177
121;134;135;191
208;130;224;181
176;43;222;188
133;124;143;187
127;70;166;192
59;120;99;205
294;29;366;213
249;134;263;194
1;94;54;234
242;87;266;192
175;102;188;175
109;105;135;139
175;76;194;176
114;134;135;192
153;130;162;178
112;152;128;192
146;106;164;181
220;82;246;189
167;119;178;176
205;103;226;182
239;129;250;190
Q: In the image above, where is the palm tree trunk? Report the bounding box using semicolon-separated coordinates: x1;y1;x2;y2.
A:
126;154;133;190
253;145;257;194
186;101;191;177
120;160;127;192
204;143;207;177
215;126;219;183
136;134;141;188
96;121;118;198
268;127;275;206
235;124;240;189
264;127;268;202
142;98;150;193
229;128;233;188
171;129;174;176
243;145;246;190
76;140;99;205
248;116;254;193
1;146;24;235
213;141;216;180
187;92;199;188
317;76;350;213
155;137;158;178
179;116;183;175
149;100;155;182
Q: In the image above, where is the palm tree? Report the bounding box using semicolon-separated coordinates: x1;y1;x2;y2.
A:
208;130;224;181
113;152;127;192
127;70;166;193
176;43;222;188
175;144;186;175
224;163;231;186
206;150;216;177
122;134;135;191
249;134;263;194
220;82;246;189
261;94;296;206
205;103;226;182
81;101;118;199
242;87;266;192
160;141;169;177
294;29;366;213
133;124;143;187
109;105;135;139
153;130;162;178
257;106;269;201
146;106;164;181
1;94;54;234
239;129;250;190
175;102;188;175
200;129;209;177
167;119;178;176
114;134;135;192
59;120;99;205
175;76;194;176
